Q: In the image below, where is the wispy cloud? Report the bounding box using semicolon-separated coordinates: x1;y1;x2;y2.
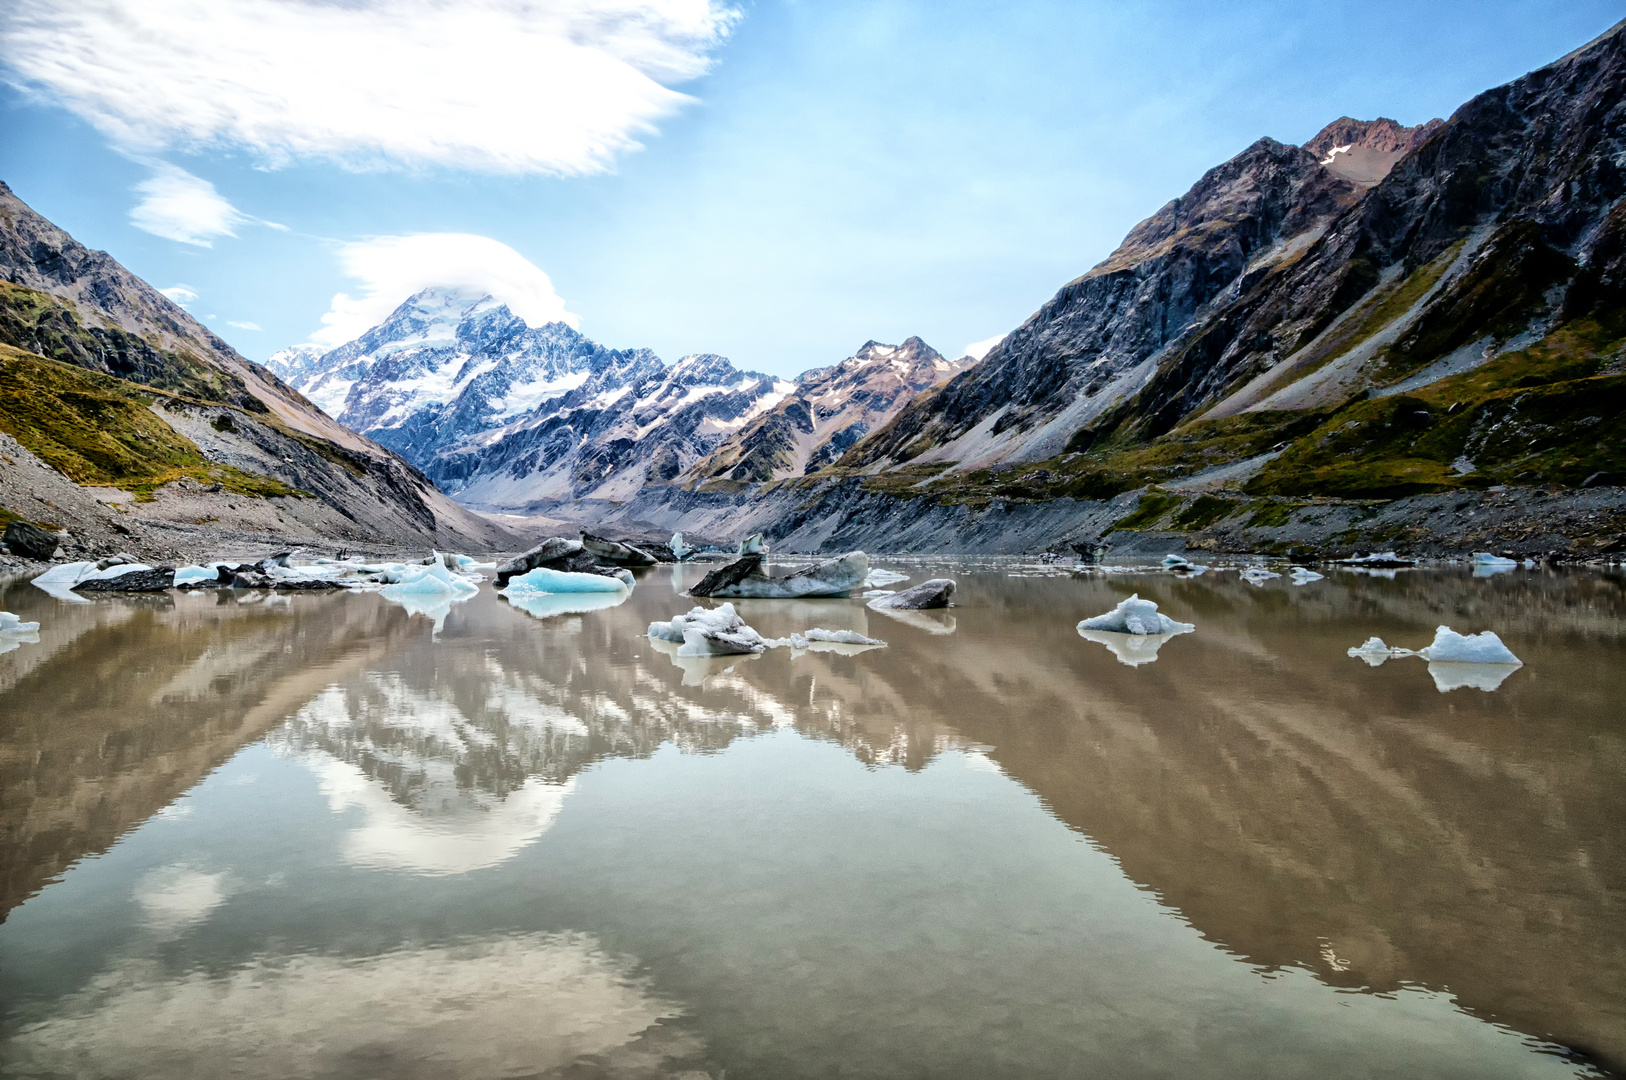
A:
313;233;578;347
963;333;1005;360
1;0;738;176
129;165;247;246
227;320;262;331
160;284;200;306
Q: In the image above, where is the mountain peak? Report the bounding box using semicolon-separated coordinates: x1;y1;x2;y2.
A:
1303;116;1444;186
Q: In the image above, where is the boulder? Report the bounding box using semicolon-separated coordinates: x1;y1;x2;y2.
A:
74;568;175;592
868;578;956;610
495;538;606;586
582;532;658;566
4;521;61;561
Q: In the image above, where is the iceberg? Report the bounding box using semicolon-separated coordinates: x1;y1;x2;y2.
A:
173;563;234;586
1289;567;1324;585
31;561;156;602
581;532;658;566
864;568;911;588
690;552;868;599
775;628;887;654
738;533;767;555
377;562;481;633
505;566;632;594
1416;626;1522;665
648;603;768;656
1161;554;1189;568
1077;594;1194;636
1076;627;1182;667
670;533;694;561
1240;566;1281;585
1471;551;1518;577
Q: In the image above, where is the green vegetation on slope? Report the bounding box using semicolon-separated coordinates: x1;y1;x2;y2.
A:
0;345;301;501
0;280;255;406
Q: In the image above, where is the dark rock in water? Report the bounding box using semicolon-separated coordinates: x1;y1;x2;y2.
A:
689;554;765;597
1070;540;1107;564
230;571;273;589
273;578;340;591
495;537;621;586
582;532;658;566
869;579;956;610
4;521;60;560
75;568;175;592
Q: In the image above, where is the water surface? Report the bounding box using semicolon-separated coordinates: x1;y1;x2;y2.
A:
1;562;1621;1079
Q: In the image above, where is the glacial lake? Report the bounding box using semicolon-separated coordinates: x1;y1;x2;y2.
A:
0;561;1621;1079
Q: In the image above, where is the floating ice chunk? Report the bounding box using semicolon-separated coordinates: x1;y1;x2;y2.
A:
864;568;910;587
1346;636;1414;666
738;533;767;555
1521;558;1536;569
648;603;745;643
1162;554;1189;567
173;563;231;586
1077;594;1194;636
695;552;869;599
505;567;631;594
670;533;694;561
503;589;627;620
774;628;887;652
1;611;41;634
1416;626;1522;665
31;561;156;602
1427;662;1522;693
1472;552;1519;568
1240;566;1281;585
1076;627;1182;667
649;603;771;656
1336;551;1417;568
1289;567;1324;585
381;562;479;597
868;579;955;610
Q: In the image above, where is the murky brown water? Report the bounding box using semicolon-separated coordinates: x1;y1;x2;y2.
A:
0;561;1622;1079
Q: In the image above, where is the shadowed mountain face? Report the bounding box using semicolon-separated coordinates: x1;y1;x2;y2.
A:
842;21;1626;486
2;567;1621;1073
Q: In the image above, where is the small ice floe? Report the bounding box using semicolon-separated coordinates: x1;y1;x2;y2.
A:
30;561;157;602
1077;594;1194;636
864;567;911;588
0;611;41;654
670;533;694;561
650;603;772;656
1345;636;1414;667
1472;552;1519;577
1333;551;1418;571
1162;554;1189;568
1240;566;1281;586
378;561;481;633
1417;626;1522;665
738;533;767;555
1075;595;1194;666
1289;567;1325;585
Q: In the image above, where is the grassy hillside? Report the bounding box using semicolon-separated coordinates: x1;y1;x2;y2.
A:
0;344;300;501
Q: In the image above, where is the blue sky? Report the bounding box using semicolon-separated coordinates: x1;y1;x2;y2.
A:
1;0;1621;377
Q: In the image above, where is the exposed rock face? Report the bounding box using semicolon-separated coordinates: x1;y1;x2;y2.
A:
683;338;971;483
581;533;658;566
845;20;1626;474
3;521;59;560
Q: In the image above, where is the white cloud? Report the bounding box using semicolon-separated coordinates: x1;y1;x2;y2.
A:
227;321;263;331
129;164;246;246
1;0;738;176
313;233;578;347
963;333;1006;360
160;284;199;306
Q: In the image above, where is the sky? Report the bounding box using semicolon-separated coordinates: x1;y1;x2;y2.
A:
1;0;1622;377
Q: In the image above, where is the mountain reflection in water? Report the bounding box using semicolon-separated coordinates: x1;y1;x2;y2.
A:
0;564;1621;1079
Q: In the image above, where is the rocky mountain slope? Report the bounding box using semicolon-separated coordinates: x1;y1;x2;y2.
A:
680;337;970;484
0;182;521;557
668;18;1616;557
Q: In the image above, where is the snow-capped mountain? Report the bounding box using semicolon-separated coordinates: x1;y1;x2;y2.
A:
682;337;971;483
270;287;793;507
431;350;796;507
